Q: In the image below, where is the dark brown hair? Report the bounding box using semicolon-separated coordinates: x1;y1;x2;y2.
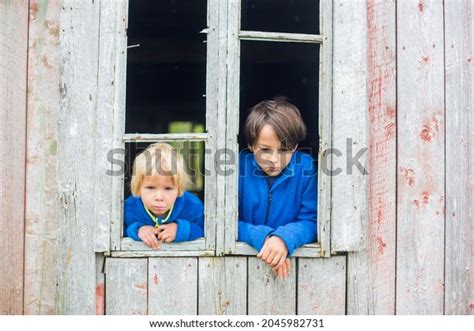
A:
244;97;307;150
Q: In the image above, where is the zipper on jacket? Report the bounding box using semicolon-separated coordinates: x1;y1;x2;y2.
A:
264;186;273;226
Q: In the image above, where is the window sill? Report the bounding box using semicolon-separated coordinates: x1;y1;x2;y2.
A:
233;242;322;258
110;237;214;257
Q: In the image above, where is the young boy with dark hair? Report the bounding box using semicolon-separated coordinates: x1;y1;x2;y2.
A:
239;97;317;279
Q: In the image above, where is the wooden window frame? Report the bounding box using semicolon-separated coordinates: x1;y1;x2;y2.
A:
96;0;332;258
222;0;333;258
102;0;222;257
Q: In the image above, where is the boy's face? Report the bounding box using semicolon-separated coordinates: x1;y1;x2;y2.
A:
139;175;179;217
251;124;295;177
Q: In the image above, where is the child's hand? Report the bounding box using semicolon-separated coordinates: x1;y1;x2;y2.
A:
272;258;291;279
257;235;288;268
156;223;178;243
138;225;161;250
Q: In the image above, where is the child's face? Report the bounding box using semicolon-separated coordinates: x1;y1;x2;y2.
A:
139;175;179;216
251;124;295;177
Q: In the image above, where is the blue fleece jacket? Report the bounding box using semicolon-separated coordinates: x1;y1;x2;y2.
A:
124;192;204;242
238;150;318;256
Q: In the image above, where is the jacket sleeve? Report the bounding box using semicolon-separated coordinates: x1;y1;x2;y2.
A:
238;220;275;252
124;198;147;242
173;200;205;242
271;172;318;256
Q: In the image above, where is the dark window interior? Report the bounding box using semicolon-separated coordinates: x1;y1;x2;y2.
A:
125;0;207;200
242;0;320;34
239;41;320;160
126;0;207;134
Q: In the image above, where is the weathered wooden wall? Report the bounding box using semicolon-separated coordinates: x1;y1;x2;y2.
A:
345;0;472;315
0;0;28;315
1;0;472;315
104;256;347;315
24;0;102;314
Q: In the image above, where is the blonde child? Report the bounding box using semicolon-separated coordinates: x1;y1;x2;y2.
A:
124;143;204;249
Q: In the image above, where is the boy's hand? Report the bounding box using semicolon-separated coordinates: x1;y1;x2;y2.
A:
156;223;178;243
272;258;291;279
257;235;288;268
138;225;161;250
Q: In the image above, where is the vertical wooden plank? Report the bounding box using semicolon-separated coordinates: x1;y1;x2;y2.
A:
318;0;333;258
24;0;62;314
0;0;28;315
397;0;445;314
110;0;128;251
223;0;240;255
347;0;397;315
444;0;473;315
331;0;369;252
105;258;148;315
204;0;219;251
297;256;346;315
148;258;198;315
248;257;296;315
198;257;247;315
55;0;101;314
95;254;105;315
94;0;118;253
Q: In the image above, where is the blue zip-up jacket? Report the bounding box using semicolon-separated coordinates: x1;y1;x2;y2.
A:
238;150;318;256
124;192;204;242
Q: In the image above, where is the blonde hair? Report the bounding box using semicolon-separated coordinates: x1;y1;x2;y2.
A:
130;143;190;197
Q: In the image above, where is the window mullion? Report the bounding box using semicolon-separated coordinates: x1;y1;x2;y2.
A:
318;0;333;258
222;0;241;255
110;0;129;252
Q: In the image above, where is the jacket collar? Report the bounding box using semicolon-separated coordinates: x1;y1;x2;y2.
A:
248;152;297;191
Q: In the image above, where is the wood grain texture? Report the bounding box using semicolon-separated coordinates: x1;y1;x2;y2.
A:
318;0;333;258
110;0;128;251
105;258;148;315
396;0;445;314
248;257;296;315
0;0;28;315
204;0;219;252
331;0;369;253
215;0;230;256
198;257;247;315
444;0;473;315
297;256;346;315
54;1;101;314
95;254;105;315
347;0;397;315
94;0;120;253
148;258;198;315
24;0;62;314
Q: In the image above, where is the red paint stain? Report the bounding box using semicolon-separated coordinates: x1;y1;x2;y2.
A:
418;1;424;12
420;115;440;142
95;284;105;315
386;106;396;118
377;206;383;225
376;237;387;255
133;283;147;294
469;303;474;310
400;167;415;187
153;273;159;285
421;55;430;64
384;122;396;139
421;191;430;204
